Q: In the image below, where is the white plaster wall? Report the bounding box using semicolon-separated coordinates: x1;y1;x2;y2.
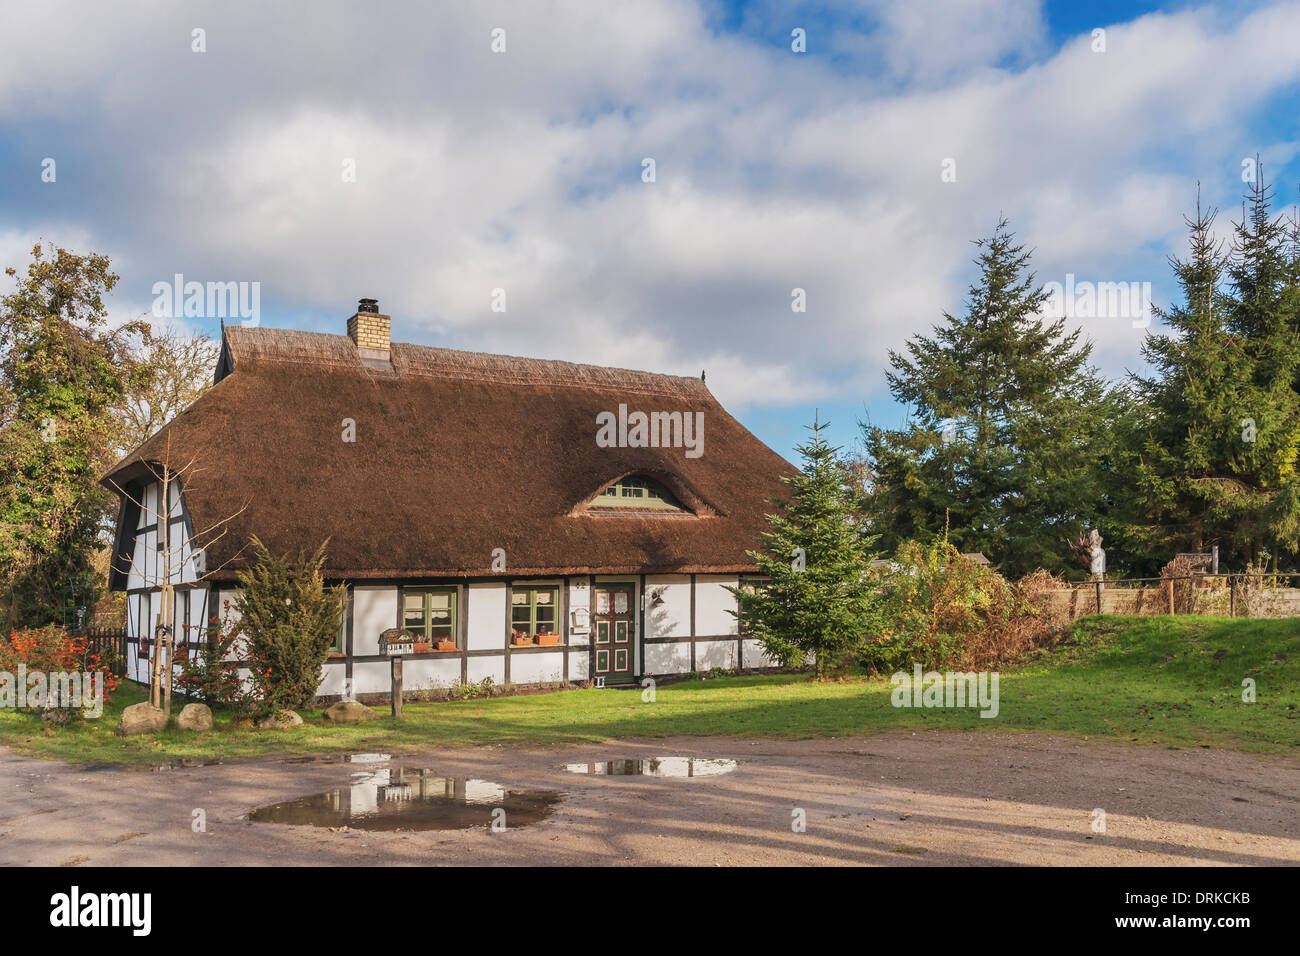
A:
126;595;144;682
741;638;778;669
645;642;691;674
353;587;398;656
317;662;347;697
467;583;506;651
567;578;591;645
645;574;690;639
695;575;740;636
509;651;564;685
567;647;589;681
352;661;392;695
138;485;153;528
217;589;243;661
127;481;199;588
468;655;505;685
128;527;156;590
695;639;737;670
401;656;462;690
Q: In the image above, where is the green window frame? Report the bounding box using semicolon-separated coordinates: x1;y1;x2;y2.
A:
402;587;459;645
596;475;684;511
511;585;560;638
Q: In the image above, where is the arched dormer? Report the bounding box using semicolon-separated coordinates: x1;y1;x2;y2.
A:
596;474;684;510
575;472;716;517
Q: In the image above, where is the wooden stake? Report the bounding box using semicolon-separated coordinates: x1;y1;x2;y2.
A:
391;656;403;720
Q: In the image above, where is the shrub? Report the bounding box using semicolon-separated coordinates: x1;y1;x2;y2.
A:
177;615;248;709
446;676;496;701
860;539;1055;673
0;626;120;715
1159;555;1202;614
233;537;344;715
728;417;877;678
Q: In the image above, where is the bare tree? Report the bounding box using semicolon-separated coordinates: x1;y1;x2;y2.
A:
108;433;249;715
116;323;220;455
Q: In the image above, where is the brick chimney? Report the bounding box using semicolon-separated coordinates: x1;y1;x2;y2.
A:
347;297;391;364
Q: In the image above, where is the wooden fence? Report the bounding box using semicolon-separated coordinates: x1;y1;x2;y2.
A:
73;626;128;676
1032;573;1300;621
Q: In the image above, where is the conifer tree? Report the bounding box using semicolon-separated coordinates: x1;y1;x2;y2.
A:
1131;176;1300;568
862;219;1109;577
730;416;875;678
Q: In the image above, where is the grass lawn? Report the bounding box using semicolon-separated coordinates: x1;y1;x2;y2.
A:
1;615;1296;765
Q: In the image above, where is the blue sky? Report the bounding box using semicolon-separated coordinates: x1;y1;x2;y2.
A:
3;0;1300;461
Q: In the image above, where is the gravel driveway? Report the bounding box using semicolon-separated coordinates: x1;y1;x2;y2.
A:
2;731;1297;866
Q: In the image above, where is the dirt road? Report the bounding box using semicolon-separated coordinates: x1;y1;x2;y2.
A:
2;731;1297;866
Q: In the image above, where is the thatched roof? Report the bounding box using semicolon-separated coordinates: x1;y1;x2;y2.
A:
104;326;793;582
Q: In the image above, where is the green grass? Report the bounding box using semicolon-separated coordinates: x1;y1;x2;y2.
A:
2;615;1296;765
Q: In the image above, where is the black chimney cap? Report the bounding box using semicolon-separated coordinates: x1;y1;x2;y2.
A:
358;298;379;314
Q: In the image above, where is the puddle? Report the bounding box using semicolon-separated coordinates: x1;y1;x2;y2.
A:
248;767;561;831
563;757;738;778
151;759;223;771
280;753;392;765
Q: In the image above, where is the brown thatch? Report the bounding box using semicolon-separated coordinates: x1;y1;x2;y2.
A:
104;326;794;582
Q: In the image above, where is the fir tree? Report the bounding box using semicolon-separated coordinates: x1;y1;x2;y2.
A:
862;219;1109;577
730;416;875;679
1131;176;1300;568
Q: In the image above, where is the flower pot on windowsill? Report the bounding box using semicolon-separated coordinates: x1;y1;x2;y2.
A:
536;633;561;646
414;642;432;654
435;641;457;652
512;635;534;646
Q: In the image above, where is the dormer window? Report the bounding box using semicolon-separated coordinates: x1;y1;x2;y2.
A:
594;475;685;512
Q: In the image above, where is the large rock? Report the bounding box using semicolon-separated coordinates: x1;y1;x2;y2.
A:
256;709;303;730
177;703;214;732
323;700;380;724
116;702;168;736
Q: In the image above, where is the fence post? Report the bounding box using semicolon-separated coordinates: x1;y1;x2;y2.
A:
1167;577;1174;615
1095;580;1102;615
1229;575;1235;617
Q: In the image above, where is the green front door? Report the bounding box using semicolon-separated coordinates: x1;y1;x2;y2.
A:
593;584;635;685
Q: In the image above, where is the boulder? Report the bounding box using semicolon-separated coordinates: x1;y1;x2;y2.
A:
116;702;168;736
256;709;303;730
177;703;214;732
322;700;380;724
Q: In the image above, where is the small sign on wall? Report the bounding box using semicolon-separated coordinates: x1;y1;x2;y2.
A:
570;606;590;635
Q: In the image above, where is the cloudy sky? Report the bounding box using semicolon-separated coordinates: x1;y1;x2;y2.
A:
3;0;1299;457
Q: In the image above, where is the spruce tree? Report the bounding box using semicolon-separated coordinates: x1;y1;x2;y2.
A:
730;416;875;678
1131;177;1300;569
862;219;1109;577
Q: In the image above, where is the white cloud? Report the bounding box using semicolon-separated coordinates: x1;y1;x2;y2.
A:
3;1;1300;417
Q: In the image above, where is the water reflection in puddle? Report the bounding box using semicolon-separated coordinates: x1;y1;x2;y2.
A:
280;753;392;765
248;767;561;831
564;758;738;777
152;758;223;771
